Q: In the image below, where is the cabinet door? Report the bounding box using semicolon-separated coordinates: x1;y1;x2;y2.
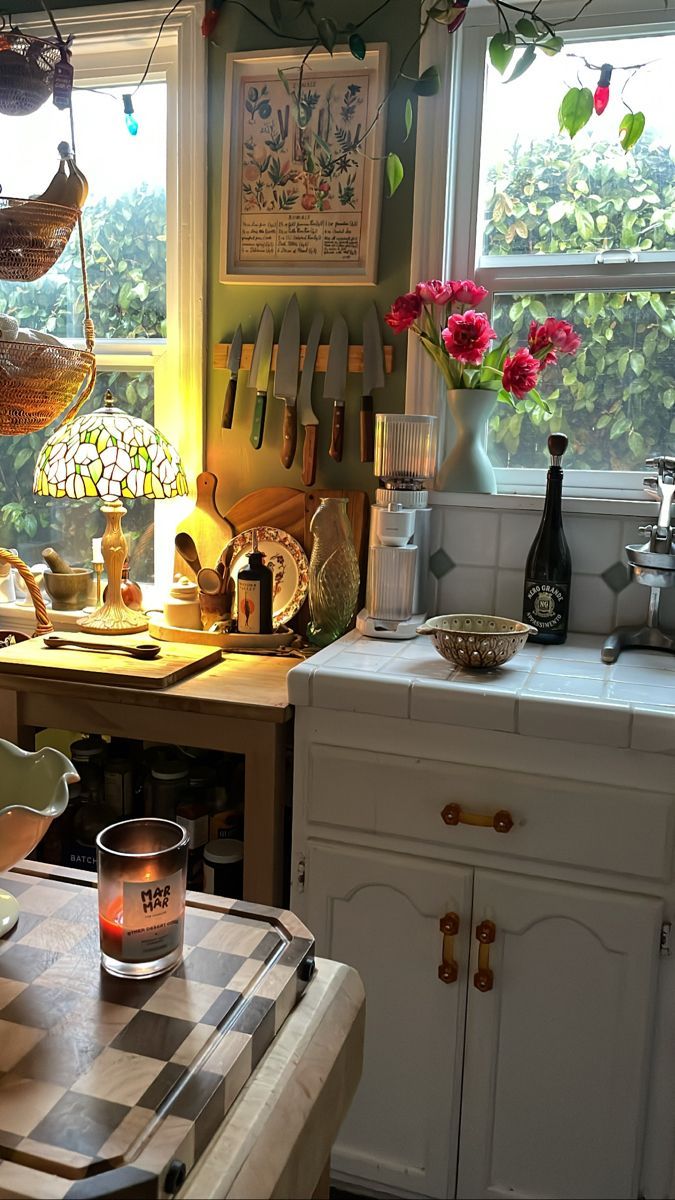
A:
305;842;473;1199
457;869;662;1200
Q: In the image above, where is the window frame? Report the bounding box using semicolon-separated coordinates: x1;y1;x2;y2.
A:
408;0;675;500
9;1;206;590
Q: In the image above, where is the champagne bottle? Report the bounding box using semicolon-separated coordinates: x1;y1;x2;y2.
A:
522;433;571;644
236;530;273;634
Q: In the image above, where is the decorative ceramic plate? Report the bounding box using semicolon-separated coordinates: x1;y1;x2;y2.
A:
223;526;309;628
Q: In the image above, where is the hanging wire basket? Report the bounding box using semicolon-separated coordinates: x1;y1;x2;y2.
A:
0;197;79;281
0;29;61;117
0;336;96;435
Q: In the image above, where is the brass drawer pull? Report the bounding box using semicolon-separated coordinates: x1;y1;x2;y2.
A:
441;803;513;833
438;911;459;983
474;919;496;992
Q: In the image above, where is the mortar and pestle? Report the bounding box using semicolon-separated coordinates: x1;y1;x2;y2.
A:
42;547;93;611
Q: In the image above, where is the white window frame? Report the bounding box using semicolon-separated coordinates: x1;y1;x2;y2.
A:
408;0;675;501
11;1;206;591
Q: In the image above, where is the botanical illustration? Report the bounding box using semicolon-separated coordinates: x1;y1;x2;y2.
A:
236;69;370;267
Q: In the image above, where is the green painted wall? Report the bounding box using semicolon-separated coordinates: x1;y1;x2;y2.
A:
12;1;419;511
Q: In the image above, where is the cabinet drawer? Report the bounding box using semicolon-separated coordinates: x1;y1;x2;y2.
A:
307;745;675;880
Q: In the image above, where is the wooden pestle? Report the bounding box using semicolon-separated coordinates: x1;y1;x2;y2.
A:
42;547;74;574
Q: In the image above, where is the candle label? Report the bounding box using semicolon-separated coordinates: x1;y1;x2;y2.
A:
121;868;184;961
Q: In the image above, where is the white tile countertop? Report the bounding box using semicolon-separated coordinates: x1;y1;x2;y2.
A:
288;631;675;753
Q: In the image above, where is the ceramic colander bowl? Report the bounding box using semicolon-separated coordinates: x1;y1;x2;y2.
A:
417;614;535;670
0;739;78;935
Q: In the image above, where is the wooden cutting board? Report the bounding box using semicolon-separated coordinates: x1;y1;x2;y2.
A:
174;471;234;581
0;634;222;689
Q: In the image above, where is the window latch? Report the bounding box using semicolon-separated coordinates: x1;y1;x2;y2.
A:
595;249;638;266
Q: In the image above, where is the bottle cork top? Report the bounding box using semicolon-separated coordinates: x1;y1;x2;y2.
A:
548;433;568;465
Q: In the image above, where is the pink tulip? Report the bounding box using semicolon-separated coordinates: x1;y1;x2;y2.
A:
416;279;455;305
450;279;489;307
502;348;541;399
442;310;496;365
385;292;423;334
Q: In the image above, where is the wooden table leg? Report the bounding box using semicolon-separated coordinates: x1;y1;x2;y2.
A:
0;688;32;749
312;1157;331;1200
243;721;287;907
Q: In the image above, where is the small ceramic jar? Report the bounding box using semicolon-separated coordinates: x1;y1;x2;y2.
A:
164;578;201;630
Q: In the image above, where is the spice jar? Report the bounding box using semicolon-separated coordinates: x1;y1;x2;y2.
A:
203;839;244;898
175;799;209;891
149;753;189;820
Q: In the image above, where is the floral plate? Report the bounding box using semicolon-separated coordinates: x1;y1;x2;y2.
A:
222;526;309;629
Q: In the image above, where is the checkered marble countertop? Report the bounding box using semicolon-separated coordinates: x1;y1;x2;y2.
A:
289;631;675;752
0;870;314;1199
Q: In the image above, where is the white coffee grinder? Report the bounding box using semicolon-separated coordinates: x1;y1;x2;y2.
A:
357;414;438;640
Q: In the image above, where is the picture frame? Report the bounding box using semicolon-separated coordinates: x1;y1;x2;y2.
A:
220;44;389;286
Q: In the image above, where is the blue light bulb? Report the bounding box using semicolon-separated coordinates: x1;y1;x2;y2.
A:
125;112;139;136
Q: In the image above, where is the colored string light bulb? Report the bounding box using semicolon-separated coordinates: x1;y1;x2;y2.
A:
123;93;138;136
447;0;470;34
594;63;613;115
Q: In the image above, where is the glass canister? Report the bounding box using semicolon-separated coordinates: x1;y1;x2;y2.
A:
307;497;360;647
97;818;188;978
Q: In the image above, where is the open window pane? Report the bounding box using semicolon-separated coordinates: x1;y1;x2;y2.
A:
488;290;675;471
0;369;155;581
478;33;675;258
0;82;167;339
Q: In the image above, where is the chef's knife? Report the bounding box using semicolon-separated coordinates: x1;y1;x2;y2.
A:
325;314;349;462
298;312;323;487
248;306;274;449
221;324;242;429
361;303;385;463
274;294;301;470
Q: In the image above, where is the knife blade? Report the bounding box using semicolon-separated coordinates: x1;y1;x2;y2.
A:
221;324;243;429
361;303;385;463
248;306;274;449
274;295;301;470
324;314;349;463
298;312;323;487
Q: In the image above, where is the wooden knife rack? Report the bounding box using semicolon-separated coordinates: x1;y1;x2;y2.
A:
213;343;394;374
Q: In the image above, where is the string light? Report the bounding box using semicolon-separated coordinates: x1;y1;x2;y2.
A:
123;93;138;136
593;63;613;115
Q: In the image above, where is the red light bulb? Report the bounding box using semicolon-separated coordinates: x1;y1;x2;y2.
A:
593;64;613;116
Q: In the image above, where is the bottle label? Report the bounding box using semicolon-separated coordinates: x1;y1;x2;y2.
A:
67;842;96;871
119;869;184;961
238;579;262;633
524;580;569;632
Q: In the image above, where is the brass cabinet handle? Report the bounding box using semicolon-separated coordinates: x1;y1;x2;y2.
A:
441;803;513;833
438;911;459;983
474;919;496;992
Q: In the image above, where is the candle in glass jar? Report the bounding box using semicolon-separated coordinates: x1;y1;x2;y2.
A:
99;896;124;957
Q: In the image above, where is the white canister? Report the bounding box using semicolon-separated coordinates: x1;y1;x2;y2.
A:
164;579;201;630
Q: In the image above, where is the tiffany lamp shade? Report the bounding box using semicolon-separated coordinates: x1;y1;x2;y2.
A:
33;390;187;634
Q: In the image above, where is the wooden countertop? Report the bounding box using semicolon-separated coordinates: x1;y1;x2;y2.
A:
0;650;297;724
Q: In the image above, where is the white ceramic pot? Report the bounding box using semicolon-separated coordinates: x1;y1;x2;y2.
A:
435;388;497;494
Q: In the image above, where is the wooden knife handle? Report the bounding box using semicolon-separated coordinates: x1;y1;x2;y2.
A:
329;403;344;462
222;375;237;429
360;396;374;463
281;404;297;470
302;425;318;487
250;391;267;450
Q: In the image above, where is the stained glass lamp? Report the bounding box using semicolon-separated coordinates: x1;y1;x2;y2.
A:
34;390;187;635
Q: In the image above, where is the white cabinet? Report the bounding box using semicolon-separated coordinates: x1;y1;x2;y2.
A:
305;842;472;1198
458;870;662;1200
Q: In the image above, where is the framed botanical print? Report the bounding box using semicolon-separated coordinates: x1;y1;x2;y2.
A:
220;45;389;285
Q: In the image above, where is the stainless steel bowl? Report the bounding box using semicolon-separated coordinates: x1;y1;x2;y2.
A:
417;614;535;670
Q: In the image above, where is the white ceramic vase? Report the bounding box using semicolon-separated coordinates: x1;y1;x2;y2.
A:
435;388;497;494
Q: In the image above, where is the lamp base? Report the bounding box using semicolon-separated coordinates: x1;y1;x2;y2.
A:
79;499;148;635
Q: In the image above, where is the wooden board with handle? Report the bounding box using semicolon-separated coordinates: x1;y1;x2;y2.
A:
0;634;222;690
174;472;234;582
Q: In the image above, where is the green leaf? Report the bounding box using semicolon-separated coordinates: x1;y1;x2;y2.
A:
13;447;31;470
650;294;667;319
548;199;571;223
575;207;594;241
404;97;414;142
489;33;515;74
631;351;645;376
349;32;366;61
619;111;646;153
317;17;337;53
628;430;646;458
506;44;536;83
386;152;404;197
414;66;440;97
277;68;291;94
558;87;593;138
541;35;564;56
515;17;539;39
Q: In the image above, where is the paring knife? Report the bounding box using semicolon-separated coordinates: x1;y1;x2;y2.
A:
325;314;349;462
221;324;242;429
248;305;275;449
361;303;385;463
275;294;301;470
299;312;323;487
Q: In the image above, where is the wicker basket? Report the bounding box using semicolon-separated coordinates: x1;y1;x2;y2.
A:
0;338;96;435
0;548;53;637
0;198;79;282
0;31;61;117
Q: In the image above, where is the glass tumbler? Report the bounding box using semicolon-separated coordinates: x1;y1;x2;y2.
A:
96;818;188;978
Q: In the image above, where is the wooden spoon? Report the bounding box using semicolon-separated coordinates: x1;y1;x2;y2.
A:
197;567;222;596
44;635;160;660
175;532;202;575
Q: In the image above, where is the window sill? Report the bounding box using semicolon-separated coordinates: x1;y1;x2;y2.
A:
428;490;654;519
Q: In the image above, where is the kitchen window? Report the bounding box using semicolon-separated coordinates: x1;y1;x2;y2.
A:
0;1;205;588
409;0;675;498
